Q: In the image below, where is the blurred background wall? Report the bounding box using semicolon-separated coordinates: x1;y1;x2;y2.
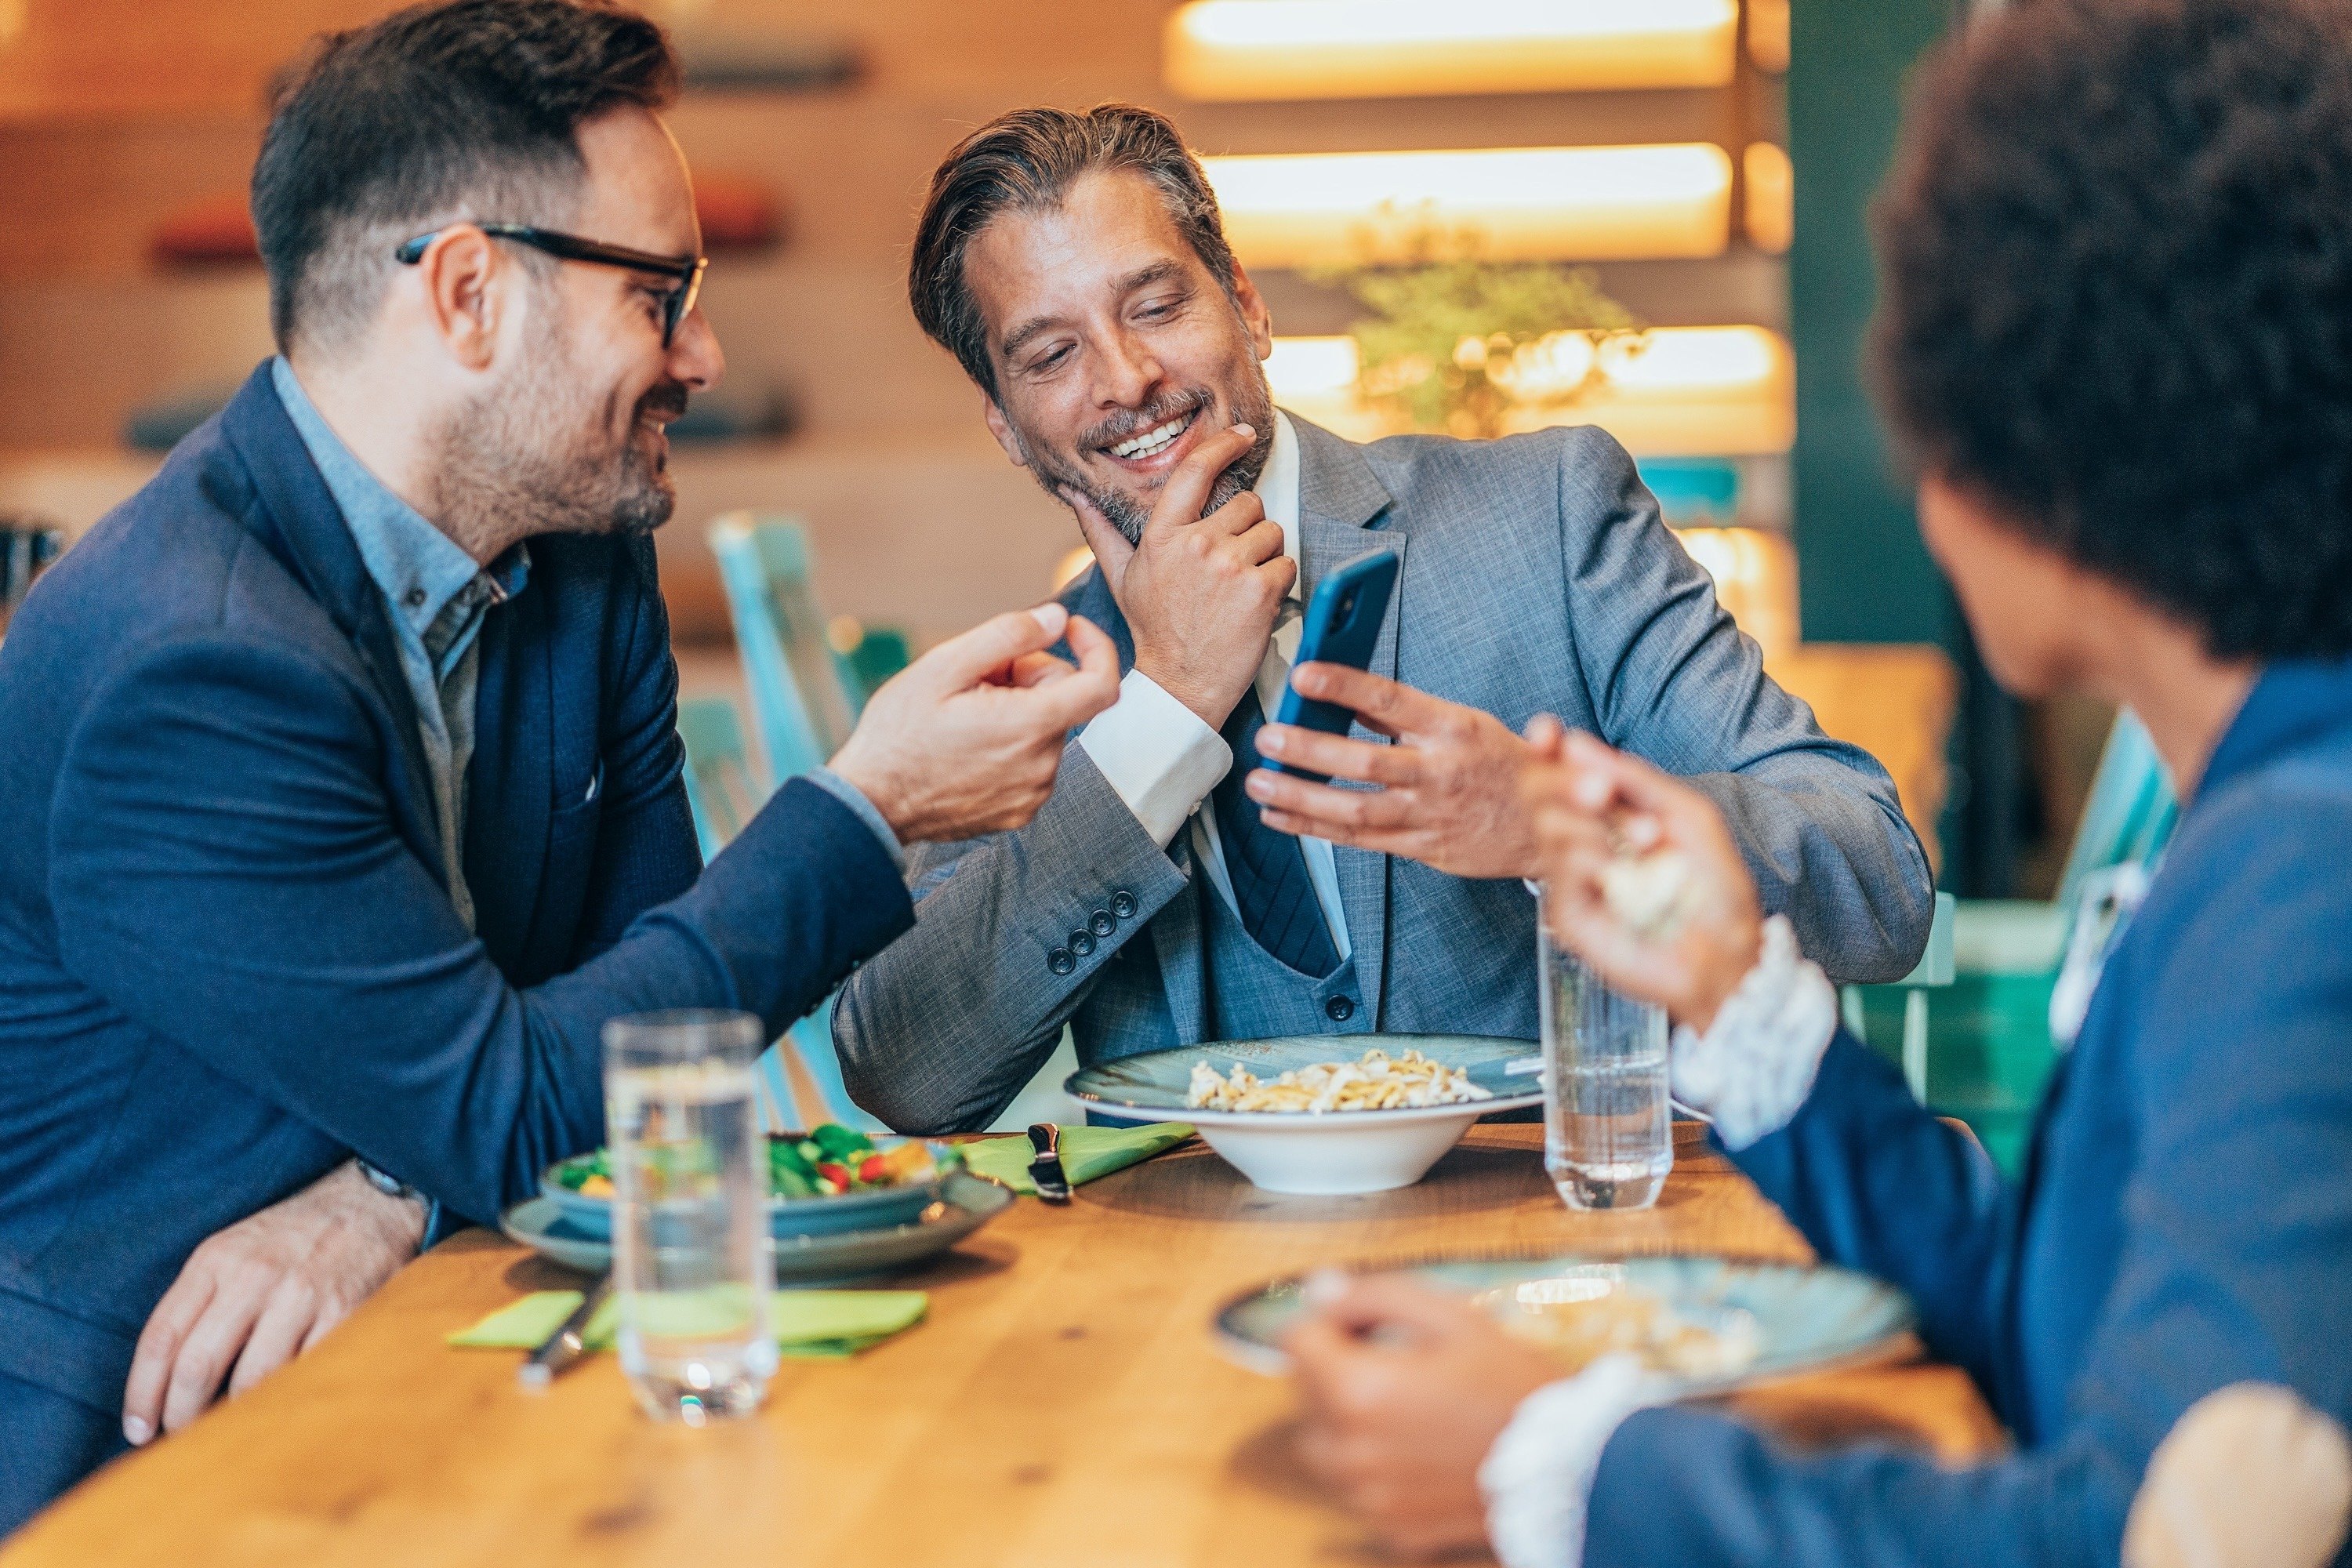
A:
0;0;2088;896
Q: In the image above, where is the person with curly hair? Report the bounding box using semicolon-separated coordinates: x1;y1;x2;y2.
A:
1280;2;2352;1565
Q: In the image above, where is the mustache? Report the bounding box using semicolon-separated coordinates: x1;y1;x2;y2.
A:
635;381;690;423
1076;388;1207;453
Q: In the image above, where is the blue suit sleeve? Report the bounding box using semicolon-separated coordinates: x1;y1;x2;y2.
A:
46;631;913;1228
1730;1034;2011;1391
1584;1404;2113;1568
1581;791;2352;1568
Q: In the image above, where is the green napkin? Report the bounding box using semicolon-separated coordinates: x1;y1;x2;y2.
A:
448;1288;927;1359
959;1122;1193;1196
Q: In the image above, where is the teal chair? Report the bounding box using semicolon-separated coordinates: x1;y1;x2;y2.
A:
702;515;889;1134
1948;706;2176;985
675;696;767;862
1841;891;1957;1104
707;514;863;780
2050;707;2177;910
837;622;912;705
673;690;880;1134
1855;709;2177;1170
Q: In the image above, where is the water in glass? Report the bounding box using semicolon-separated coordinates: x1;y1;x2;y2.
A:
1539;906;1671;1210
604;1011;776;1424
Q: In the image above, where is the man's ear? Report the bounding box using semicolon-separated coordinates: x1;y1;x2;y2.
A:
981;392;1029;468
1232;261;1275;361
415;225;506;372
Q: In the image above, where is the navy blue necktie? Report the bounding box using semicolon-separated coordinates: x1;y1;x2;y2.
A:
1210;689;1341;978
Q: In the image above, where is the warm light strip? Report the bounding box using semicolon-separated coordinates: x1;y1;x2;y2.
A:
1743;143;1794;254
1203;144;1733;267
1748;0;1791;74
1265;326;1792;455
1164;0;1739;100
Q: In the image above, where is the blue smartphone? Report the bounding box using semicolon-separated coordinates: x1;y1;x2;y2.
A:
1263;547;1400;782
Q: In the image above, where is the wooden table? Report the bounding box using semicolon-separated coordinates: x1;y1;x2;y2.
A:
3;1127;2002;1566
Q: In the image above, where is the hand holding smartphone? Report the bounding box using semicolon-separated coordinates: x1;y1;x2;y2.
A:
1263;548;1399;782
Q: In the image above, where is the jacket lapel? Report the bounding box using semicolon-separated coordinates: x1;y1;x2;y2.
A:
1289;415;1403;1025
1062;562;1135;671
463;586;553;971
216;364;444;865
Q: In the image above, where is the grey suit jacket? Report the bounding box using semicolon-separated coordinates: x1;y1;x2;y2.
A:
835;417;1934;1132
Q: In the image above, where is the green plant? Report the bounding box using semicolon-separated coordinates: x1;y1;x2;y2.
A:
1311;226;1642;440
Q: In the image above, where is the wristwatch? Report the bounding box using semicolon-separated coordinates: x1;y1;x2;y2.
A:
356;1159;432;1252
356;1159;422;1204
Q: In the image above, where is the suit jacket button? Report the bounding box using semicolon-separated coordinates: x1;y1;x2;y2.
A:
1069;930;1098;958
1325;995;1356;1023
1089;909;1116;937
1048;947;1076;975
1110;890;1138;919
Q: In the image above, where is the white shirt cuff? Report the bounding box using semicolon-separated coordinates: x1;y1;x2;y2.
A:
1668;913;1838;1150
1479;1354;1660;1568
1076;669;1232;848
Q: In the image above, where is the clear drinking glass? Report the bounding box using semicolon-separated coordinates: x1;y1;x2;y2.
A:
604;1010;775;1424
1539;898;1672;1210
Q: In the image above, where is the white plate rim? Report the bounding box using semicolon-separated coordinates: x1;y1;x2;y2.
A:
1208;1253;1918;1386
1064;1033;1544;1121
1088;1091;1544;1127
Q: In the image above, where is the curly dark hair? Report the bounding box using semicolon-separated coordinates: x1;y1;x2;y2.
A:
909;104;1242;402
1870;0;2352;659
252;0;677;354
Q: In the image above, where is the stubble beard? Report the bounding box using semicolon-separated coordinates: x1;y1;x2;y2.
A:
1020;361;1278;545
428;310;684;554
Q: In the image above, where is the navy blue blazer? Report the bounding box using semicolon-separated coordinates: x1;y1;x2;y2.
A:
0;365;912;1505
1584;659;2352;1566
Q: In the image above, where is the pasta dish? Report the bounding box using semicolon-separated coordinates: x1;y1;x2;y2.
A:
1185;1047;1494;1114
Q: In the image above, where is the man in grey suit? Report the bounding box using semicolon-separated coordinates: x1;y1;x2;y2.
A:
834;103;1934;1132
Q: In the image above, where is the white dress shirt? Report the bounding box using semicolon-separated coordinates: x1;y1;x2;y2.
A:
1076;412;1353;960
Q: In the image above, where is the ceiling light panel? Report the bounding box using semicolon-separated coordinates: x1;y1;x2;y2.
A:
1165;0;1740;100
1203;143;1735;266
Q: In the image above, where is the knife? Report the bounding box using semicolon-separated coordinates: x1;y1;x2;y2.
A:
517;1273;612;1390
1026;1122;1073;1204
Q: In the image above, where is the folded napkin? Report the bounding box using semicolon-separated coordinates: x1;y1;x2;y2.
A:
959;1122;1193;1196
448;1289;927;1359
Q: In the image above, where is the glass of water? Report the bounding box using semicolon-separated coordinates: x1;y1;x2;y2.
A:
1538;901;1672;1210
604;1010;775;1424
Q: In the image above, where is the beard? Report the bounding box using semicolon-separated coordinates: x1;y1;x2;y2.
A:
428;311;688;546
1016;363;1278;545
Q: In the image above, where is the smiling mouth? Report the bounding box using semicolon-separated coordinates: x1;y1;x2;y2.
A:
1104;405;1200;463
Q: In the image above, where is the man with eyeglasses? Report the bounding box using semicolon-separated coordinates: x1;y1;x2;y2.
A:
0;0;1119;1530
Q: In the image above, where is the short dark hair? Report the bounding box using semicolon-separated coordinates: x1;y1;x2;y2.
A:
1870;0;2352;660
909;103;1241;401
252;0;678;354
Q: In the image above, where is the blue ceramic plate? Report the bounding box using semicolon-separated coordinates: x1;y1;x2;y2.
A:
539;1137;961;1242
502;1171;1014;1285
1214;1254;1917;1392
1066;1034;1544;1117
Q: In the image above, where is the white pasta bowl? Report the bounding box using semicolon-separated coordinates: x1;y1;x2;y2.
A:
1064;1034;1543;1196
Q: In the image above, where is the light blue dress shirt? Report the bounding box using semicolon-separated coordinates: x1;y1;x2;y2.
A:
271;358;529;931
271;359;900;891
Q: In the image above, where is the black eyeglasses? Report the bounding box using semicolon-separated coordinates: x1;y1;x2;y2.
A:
394;223;708;347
